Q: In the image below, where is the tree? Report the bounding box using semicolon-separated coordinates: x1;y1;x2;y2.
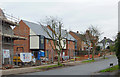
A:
103;39;107;59
38;16;68;65
109;43;116;52
96;46;100;51
84;25;102;60
115;32;120;69
82;35;91;59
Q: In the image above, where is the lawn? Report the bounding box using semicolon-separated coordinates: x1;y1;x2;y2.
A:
100;65;118;72
82;60;95;63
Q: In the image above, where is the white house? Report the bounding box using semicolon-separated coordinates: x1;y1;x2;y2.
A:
97;37;114;50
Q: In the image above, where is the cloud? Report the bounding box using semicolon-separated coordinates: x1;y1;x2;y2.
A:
1;0;119;40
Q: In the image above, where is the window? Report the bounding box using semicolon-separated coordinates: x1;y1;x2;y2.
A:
68;41;70;44
57;40;59;46
4;37;11;43
63;40;66;45
84;42;86;44
46;50;49;58
75;41;77;49
41;38;44;44
47;39;49;44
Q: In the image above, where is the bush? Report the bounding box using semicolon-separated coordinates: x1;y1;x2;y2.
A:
115;32;120;69
96;46;100;51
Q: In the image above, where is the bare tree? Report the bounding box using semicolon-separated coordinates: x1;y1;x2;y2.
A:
84;25;102;60
103;39;107;59
83;35;91;60
38;16;68;65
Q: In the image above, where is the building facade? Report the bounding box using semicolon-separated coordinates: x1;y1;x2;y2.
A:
97;37;114;50
14;20;56;64
0;8;25;67
47;25;76;60
69;31;93;52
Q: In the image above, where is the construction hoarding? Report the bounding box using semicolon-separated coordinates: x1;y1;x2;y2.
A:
20;53;32;62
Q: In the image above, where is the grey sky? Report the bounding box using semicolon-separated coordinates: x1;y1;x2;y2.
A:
0;0;119;41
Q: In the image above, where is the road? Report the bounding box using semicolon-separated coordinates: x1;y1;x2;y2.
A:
23;56;118;75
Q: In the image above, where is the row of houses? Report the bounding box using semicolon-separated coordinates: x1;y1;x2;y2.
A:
0;8;114;67
13;20;76;64
13;19;99;65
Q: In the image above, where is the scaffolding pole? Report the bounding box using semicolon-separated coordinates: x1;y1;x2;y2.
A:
1;11;25;68
0;17;2;69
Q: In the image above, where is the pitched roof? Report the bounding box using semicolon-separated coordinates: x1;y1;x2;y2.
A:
99;38;114;43
0;8;6;18
22;20;75;41
67;33;76;41
0;8;19;26
70;31;85;41
54;28;75;41
22;20;52;38
55;28;67;37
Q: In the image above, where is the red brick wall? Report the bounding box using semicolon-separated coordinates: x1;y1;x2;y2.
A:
67;40;75;57
45;39;55;59
46;26;75;59
13;20;30;55
69;31;82;51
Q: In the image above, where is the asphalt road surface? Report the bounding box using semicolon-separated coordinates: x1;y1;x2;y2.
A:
23;56;118;75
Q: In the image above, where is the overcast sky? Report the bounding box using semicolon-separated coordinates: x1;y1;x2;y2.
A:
0;0;119;41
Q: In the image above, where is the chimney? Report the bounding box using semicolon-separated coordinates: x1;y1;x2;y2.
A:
104;37;106;39
77;31;79;34
86;30;89;33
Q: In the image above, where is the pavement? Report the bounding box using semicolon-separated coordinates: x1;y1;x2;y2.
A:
1;55;118;75
0;70;2;77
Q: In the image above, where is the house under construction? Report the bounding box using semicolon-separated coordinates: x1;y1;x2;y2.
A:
0;8;26;68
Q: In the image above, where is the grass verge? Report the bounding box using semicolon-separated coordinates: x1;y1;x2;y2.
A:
82;60;95;63
100;65;118;72
75;57;80;58
102;57;108;59
34;64;64;70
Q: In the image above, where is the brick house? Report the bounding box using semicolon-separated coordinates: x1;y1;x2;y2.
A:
47;26;76;60
14;20;55;63
69;30;99;58
69;31;93;52
66;34;76;59
69;31;85;51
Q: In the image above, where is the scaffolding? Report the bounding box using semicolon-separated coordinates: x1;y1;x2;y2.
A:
0;15;2;68
1;9;27;69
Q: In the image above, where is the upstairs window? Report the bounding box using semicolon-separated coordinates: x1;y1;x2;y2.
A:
68;41;70;44
47;39;49;44
41;38;44;44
